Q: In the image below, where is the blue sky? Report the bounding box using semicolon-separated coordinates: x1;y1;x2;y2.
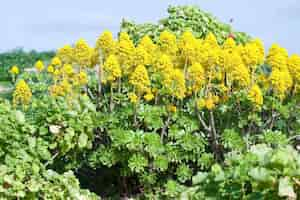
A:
1;0;299;54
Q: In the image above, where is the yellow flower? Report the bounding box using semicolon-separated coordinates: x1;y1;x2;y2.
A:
159;30;178;57
53;69;60;77
266;44;288;71
35;60;45;72
96;31;116;58
10;65;19;75
138;36;157;57
129;65;150;94
144;92;154;102
49;84;65;97
51;57;62;67
202;33;220;69
62;64;74;75
178;31;197;62
187;62;205;93
74;39;93;67
154;54;173;74
128;92;138;104
269;68;292;100
225;52;251;88
196;98;206;110
47;65;54;73
57;45;74;64
287;54;300;87
239;39;264;71
164;68;186;100
248;84;263;108
205;97;215;110
223;37;236;52
117;32;135;75
103;54;122;83
134;46;151;66
13;79;32;106
167;104;177;113
76;71;88;86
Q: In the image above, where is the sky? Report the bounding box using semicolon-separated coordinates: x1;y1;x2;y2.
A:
1;0;299;54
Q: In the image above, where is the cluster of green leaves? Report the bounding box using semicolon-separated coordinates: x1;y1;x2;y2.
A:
185;144;300;199
120;5;250;44
0;48;54;81
0;100;98;199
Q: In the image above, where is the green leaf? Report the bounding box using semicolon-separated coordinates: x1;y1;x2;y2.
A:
278;177;296;199
192;172;208;184
78;133;88;148
15;110;25;124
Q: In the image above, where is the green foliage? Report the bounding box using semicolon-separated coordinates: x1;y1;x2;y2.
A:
121;5;250;44
184;144;300;199
0;100;98;199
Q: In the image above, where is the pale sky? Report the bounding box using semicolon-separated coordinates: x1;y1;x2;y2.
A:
1;0;299;54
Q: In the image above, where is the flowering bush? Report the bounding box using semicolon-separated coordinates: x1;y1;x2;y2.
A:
1;6;300;200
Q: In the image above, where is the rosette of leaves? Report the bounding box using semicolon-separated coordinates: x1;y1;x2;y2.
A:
184;144;300;199
0;100;98;199
26;95;98;170
120;5;250;44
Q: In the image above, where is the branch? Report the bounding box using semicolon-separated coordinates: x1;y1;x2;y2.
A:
161;114;171;143
196;111;210;131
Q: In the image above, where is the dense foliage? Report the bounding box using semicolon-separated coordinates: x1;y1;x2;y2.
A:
121;5;250;45
1;5;300;200
0;49;54;81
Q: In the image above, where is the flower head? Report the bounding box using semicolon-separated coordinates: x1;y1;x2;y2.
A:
51;57;62;67
96;31;116;58
187;62;205;93
10;65;19;75
129;65;150;94
128;92;138;104
159;30;178;57
13;79;32;106
35;60;45;72
248;84;263;108
74;39;93;67
57;45;74;64
103;54;122;83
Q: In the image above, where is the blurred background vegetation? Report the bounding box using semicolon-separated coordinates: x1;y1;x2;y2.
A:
0;49;54;82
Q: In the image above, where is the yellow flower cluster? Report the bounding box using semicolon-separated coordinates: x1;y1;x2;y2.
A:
187;62;205;93
13;80;32;106
48;29;299;106
129;65;150;94
266;44;292;99
96;31;116;58
239;39;264;71
103;55;122;83
117;32;135;75
10;65;19;75
248;84;263;108
35;60;45;72
287;54;300;92
57;45;74;64
163;68;186;100
197;94;220;110
159;31;178;57
74;39;93;67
